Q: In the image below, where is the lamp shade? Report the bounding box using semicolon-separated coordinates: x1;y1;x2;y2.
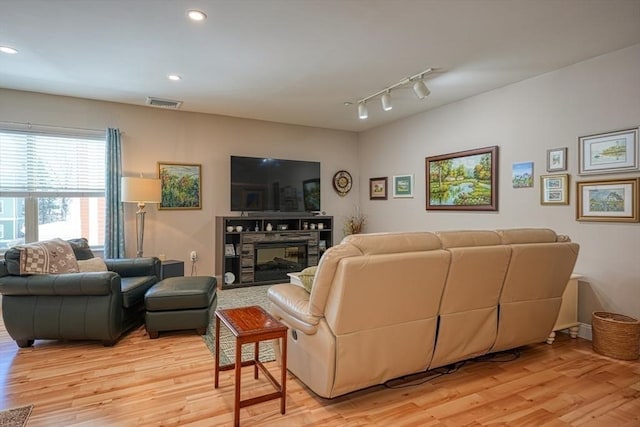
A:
121;177;161;203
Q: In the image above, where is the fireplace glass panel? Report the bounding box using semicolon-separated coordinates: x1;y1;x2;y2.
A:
254;242;307;282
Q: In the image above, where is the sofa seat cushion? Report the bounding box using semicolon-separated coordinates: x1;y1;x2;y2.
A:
121;275;158;308
145;276;217;311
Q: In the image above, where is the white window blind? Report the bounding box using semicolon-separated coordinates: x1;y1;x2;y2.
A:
0;129;106;197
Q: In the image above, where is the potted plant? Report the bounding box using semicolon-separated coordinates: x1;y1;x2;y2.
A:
343;207;365;236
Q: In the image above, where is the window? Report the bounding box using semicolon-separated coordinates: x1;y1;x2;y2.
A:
0;126;106;251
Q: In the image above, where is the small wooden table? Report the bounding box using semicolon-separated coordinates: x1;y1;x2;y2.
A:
214;305;288;427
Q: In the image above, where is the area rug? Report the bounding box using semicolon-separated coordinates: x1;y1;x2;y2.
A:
203;284;276;365
0;404;32;427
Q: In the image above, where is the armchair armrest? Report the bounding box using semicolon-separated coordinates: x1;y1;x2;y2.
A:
267;283;321;335
0;272;120;296
105;257;160;280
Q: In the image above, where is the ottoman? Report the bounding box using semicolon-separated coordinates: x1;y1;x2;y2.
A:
144;276;217;339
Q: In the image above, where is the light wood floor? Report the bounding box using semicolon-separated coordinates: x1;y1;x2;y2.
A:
1;319;639;426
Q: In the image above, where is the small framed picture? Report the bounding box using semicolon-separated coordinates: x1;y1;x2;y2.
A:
512;162;534;188
547;147;568;172
578;128;638;175
369;177;388;200
392;174;414;198
576;178;638;222
540;174;569;205
224;243;236;256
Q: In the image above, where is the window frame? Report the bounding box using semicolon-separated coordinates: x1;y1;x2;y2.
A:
0;125;106;251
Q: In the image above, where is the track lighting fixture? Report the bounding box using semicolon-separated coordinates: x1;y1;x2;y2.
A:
381;91;392;111
358;102;368;120
413;77;430;99
354;67;433;120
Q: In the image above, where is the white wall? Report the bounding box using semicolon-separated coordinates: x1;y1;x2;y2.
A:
357;44;640;322
0;90;360;279
2;44;638;322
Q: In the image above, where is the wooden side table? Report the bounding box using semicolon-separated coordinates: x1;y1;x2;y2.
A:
214;305;288;427
160;259;184;279
547;273;582;344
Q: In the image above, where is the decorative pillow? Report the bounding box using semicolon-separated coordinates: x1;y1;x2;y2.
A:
297;266;318;293
18;238;79;275
77;257;108;272
67;237;95;260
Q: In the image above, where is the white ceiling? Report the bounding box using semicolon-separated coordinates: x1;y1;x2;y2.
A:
1;0;639;132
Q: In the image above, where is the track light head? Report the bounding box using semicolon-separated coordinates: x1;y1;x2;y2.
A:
413;78;430;99
381;91;393;111
358;102;368;120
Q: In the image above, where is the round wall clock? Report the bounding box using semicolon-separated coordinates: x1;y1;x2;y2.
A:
332;170;353;196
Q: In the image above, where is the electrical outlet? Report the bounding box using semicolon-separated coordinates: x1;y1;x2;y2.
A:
190;251;198;262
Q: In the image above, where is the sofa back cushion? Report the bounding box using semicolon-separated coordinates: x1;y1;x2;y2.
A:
436;230;502;248
491;240;580;352
324;249;450;334
309;232;442;317
341;231;442;254
429;233;512;368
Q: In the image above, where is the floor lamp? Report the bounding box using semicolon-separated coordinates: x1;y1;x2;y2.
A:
121;176;161;257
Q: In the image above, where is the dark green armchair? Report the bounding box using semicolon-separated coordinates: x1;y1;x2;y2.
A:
0;242;160;348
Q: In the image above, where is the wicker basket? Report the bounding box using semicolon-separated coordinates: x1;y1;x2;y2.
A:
592;311;640;360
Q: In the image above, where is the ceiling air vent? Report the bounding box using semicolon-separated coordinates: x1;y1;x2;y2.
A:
145;97;183;109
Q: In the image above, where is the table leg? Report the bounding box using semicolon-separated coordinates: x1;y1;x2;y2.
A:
280;334;287;414
234;338;242;427
214;315;220;388
254;341;259;379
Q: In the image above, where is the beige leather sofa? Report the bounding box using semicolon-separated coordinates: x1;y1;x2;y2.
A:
267;228;579;398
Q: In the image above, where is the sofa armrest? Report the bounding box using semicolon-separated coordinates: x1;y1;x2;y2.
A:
0;260;8;278
105;257;161;280
0;271;120;296
267;283;321;335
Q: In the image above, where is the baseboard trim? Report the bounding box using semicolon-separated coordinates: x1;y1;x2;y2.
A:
578;322;592;341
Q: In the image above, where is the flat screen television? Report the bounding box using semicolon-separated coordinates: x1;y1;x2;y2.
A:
230;156;321;213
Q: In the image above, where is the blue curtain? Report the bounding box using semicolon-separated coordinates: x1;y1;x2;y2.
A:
104;128;125;258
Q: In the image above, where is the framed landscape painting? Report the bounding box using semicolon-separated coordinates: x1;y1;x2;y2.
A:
576;178;638;222
158;162;202;210
425;146;499;211
578;128;638;175
392;174;414;198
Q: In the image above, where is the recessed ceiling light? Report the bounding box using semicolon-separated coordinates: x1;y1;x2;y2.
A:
0;46;18;54
186;10;207;21
168;74;182;81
